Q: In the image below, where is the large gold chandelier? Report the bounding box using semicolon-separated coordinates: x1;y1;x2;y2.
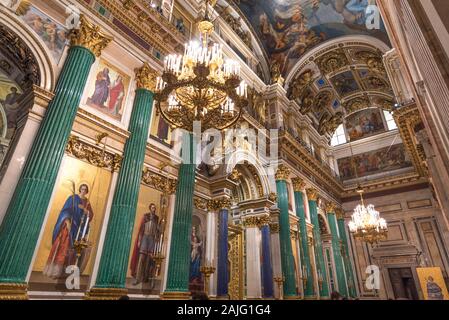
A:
348;187;388;244
154;1;248;132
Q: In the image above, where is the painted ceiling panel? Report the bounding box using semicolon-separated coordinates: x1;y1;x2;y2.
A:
233;0;390;76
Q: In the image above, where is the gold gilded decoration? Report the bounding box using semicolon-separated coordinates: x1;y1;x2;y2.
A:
243;216;259;228
122;0;134;10
292;177;306;192
65;135;122;172
228;225;244;300
316;50;348;74
247;165;264;197
270;223;280;234
229;168;242;182
335;208;346;220
194;197;209;211
325;202;336;214
0;283;28;300
288;70;314;100
135;63;158;91
353;50;386;75
161;292;191;300
69;15;113;57
306;188;318;201
15;0;31;16
84;287;128;300
318;112;343;136
218;198;232;210
268;192;278;203
393;103;428;177
343;97;370;115
141;168;177;194
275;164;290;181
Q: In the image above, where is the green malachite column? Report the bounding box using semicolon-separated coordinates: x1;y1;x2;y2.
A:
275;165;297;299
163;132;196;299
291;178;314;299
326;203;348;297
336;209;357;298
306;188;330;299
0;16;111;300
87;64;157;299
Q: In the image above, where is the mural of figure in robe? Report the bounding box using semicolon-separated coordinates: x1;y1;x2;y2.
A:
88;67;111;107
189;222;204;291
43;183;93;279
130;203;161;286
426;276;444;300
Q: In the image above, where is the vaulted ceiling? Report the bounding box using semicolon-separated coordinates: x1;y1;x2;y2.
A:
286;42;395;136
232;0;390;77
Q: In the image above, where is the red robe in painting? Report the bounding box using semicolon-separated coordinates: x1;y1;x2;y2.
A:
108;78;124;113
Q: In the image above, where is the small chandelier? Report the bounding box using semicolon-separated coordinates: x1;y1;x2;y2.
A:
348;186;388;244
154;0;248;132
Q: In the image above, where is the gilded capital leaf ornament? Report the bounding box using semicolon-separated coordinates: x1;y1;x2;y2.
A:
306;188;319;201
291;177;306;192
325;202;336;214
69;15;113;57
335;208;346;220
275;164;290;181
135;63;158;91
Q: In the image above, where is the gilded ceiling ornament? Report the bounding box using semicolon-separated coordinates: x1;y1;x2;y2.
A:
343;97;370;115
141;168;177;194
299;89;314;114
306;188;319;201
354;50;386;75
291;177;306;192
66;135;122;172
325;202;336;214
122;0;134;10
247;165;264;197
69;15;113;57
318;112;343;136
288;69;314;100
135;63;158;91
15;0;31;16
313;90;333;113
316;50;348;74
275;164;291;181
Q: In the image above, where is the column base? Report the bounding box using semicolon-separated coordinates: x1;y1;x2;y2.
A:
84;287;128;300
0;283;28;300
284;295;301;300
161;291;191;300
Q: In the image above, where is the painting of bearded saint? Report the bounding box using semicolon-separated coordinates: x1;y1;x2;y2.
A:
130;203;161;285
86;59;129;120
43;183;93;278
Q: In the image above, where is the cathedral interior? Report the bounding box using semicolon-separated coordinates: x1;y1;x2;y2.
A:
1;0;449;301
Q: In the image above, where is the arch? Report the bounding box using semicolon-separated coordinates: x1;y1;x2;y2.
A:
284;35;391;89
0;6;57;91
225;149;272;195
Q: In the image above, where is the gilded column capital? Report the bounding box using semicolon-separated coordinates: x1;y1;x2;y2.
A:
275;164;290;181
306;188;318;201
243;216;259;228
291;177;306;192
69;15;113;57
335;208;346;220
269;223;280;234
135;63;158;91
218;198;232;210
325;202;336;215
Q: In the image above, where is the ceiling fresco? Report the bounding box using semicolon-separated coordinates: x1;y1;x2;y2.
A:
286;43;395;136
232;0;390;77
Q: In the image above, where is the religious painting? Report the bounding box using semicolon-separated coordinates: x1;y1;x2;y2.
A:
0;70;22;139
150;110;173;147
21;6;68;63
417;267;449;300
235;0;389;76
345;108;385;141
330;71;360;97
30;156;112;292
337;144;413;180
85;59;130;121
126;184;171;294
189;213;205;293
